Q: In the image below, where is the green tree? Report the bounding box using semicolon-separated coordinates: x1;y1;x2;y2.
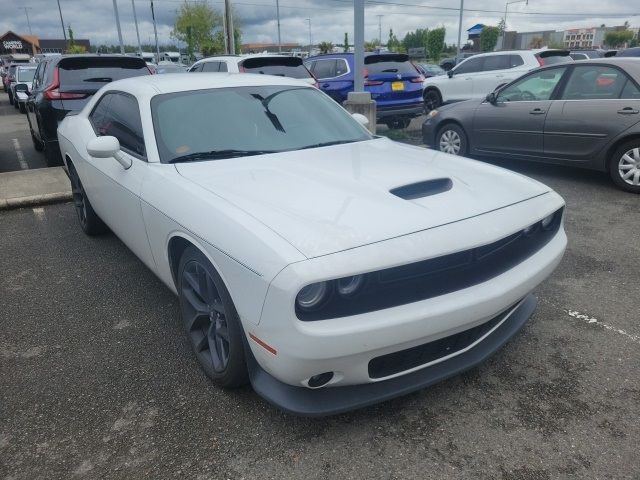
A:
426;27;445;61
402;28;429;52
364;39;379;51
172;1;222;56
318;41;334;54
604;30;634;48
480;26;500;52
387;28;401;52
343;32;349;52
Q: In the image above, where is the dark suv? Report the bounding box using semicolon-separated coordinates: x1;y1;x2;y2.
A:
26;55;150;166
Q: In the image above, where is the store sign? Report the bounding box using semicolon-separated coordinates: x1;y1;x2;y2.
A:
3;40;24;49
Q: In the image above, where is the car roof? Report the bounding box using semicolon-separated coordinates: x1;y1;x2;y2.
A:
104;72;314;96
197;54;292;64
561;57;640;75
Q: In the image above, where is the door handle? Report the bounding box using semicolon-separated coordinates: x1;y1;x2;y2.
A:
617;107;639;115
322;83;330;88
529;108;546;115
465;77;472;80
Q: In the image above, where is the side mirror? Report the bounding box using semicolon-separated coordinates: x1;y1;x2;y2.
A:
447;70;454;78
351;112;369;127
86;136;132;169
486;92;497;104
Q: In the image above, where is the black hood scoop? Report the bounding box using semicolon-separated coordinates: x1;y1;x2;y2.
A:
390;178;453;200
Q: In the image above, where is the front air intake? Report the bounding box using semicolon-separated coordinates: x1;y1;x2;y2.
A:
390;178;453;200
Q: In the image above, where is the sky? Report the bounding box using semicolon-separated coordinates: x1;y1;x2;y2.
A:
2;0;639;49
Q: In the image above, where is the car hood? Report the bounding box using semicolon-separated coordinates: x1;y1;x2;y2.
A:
175;138;550;258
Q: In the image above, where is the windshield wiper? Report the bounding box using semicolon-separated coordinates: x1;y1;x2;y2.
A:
299;140;357;150
168;149;276;163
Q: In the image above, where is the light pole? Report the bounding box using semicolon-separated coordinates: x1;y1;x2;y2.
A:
276;0;282;53
353;0;364;92
501;0;528;50
456;0;464;56
131;0;142;56
376;15;383;47
19;7;33;36
56;0;68;51
306;18;312;56
150;0;160;62
112;0;125;54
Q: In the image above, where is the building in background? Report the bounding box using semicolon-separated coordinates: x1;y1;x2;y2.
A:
39;38;90;53
0;31;40;56
241;43;302;54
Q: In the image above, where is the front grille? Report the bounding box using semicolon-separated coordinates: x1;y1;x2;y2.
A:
368;304;514;379
297;207;563;321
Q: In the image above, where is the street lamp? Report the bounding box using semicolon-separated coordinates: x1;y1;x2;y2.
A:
501;0;528;50
306;18;312;56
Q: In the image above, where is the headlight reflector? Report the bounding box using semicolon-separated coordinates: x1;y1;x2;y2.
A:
541;212;556;230
427;109;439;119
336;275;364;297
296;282;330;310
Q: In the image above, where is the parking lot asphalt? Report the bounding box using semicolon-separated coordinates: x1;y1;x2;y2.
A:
1;146;640;478
0;94;47;173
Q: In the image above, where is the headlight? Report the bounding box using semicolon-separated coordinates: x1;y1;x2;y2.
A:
296;282;330;310
427;109;439;119
541;212;556;230
336;275;364;297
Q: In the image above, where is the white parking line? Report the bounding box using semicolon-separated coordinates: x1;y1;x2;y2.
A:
12;138;28;170
567;310;640;345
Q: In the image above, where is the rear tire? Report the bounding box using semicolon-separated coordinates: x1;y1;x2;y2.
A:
30;130;44;152
8;92;13;105
43;140;63;167
19;103;26;114
68;162;109;235
385;118;411;130
609;140;640;193
436;123;468;156
178;246;248;388
424;88;442;112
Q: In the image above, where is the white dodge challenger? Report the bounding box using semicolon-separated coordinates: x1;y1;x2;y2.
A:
57;73;567;416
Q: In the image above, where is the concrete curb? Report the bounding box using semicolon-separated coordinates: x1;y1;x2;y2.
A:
0;167;72;211
0;192;72;211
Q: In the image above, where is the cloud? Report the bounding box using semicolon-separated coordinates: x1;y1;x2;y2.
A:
2;0;638;48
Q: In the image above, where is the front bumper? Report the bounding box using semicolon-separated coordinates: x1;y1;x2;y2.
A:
248;294;537;416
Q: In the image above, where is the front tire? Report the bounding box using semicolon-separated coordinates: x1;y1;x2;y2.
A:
19;102;26;114
178;246;248;388
423;88;442;112
609;141;640;193
68;163;108;235
436;123;468;156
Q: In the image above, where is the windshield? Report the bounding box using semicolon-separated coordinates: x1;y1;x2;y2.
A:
17;68;36;82
151;85;372;163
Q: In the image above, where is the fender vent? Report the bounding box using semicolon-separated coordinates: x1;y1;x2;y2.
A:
390;178;453;200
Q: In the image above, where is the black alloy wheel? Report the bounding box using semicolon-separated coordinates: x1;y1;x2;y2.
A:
178;247;248;388
424;89;442;112
68;163;107;235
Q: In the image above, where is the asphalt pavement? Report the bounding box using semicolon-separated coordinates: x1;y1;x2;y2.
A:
0;93;47;173
1;140;639;478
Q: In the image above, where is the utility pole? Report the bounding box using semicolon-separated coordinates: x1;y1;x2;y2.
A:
131;0;142;56
19;7;33;36
456;0;464;56
224;0;235;54
112;0;125;54
501;0;528;50
276;0;282;53
56;0;68;51
354;0;364;92
376;15;383;46
306;18;312;56
150;0;160;62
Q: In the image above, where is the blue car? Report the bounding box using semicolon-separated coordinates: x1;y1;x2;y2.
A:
305;53;424;129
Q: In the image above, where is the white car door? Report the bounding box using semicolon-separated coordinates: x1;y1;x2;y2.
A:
443;56;484;101
84;91;156;270
471;54;512;97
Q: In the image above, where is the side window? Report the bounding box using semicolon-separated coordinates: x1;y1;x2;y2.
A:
335;59;349;76
621;79;640;99
218;62;228;72
482;55;510;72
498;67;567;102
313;59;337;79
201;61;220;72
89;93;115;135
103;93;146;158
509;55;524;68
561;66;629;100
453;57;483;75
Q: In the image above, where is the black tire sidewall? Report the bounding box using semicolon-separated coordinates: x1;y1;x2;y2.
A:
424;89;442;111
68;163;107;235
609;141;640;193
178;246;248;388
437;123;468;156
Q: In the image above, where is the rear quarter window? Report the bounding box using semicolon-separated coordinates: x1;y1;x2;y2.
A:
240;57;312;79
